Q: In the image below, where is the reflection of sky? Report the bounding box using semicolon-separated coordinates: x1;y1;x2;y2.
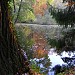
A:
48;52;67;68
48;48;75;68
61;51;74;58
33;48;75;69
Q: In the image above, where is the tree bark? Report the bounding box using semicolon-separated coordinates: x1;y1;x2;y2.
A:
0;0;23;74
0;0;34;75
13;0;16;13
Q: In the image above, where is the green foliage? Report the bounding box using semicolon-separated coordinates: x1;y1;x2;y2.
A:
30;56;51;75
8;1;13;8
7;0;35;23
47;28;75;52
50;5;75;26
15;25;34;59
47;38;65;50
47;0;54;5
30;60;41;73
38;56;51;75
57;66;75;75
57;72;65;75
62;28;75;51
11;0;36;23
18;9;35;22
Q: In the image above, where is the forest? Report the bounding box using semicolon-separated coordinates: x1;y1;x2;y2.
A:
0;0;75;75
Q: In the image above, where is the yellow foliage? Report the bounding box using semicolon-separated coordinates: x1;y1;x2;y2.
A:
33;0;47;16
25;9;35;21
34;49;48;58
47;0;54;5
23;26;31;37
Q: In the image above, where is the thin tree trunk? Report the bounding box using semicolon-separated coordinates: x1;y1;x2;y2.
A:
14;0;22;23
13;0;16;13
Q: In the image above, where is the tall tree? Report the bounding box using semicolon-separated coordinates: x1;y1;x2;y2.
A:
49;0;75;27
0;0;32;75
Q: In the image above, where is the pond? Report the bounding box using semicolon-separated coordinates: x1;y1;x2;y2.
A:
48;70;55;75
16;23;75;75
48;48;67;68
30;48;68;75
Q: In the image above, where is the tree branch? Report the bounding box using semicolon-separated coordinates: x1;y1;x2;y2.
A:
14;0;22;24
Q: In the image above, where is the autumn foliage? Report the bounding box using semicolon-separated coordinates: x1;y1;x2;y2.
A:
32;32;48;58
65;0;75;6
32;0;47;16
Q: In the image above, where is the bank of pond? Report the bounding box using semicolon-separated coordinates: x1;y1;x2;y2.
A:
29;50;75;75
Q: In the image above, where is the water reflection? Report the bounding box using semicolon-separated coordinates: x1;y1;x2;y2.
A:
47;48;67;75
48;48;67;68
30;48;68;75
48;70;55;75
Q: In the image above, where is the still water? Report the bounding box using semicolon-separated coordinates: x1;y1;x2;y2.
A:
48;71;55;75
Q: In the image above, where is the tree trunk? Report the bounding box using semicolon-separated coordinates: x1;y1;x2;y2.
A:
14;0;23;23
13;0;16;13
0;0;24;74
0;0;34;75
